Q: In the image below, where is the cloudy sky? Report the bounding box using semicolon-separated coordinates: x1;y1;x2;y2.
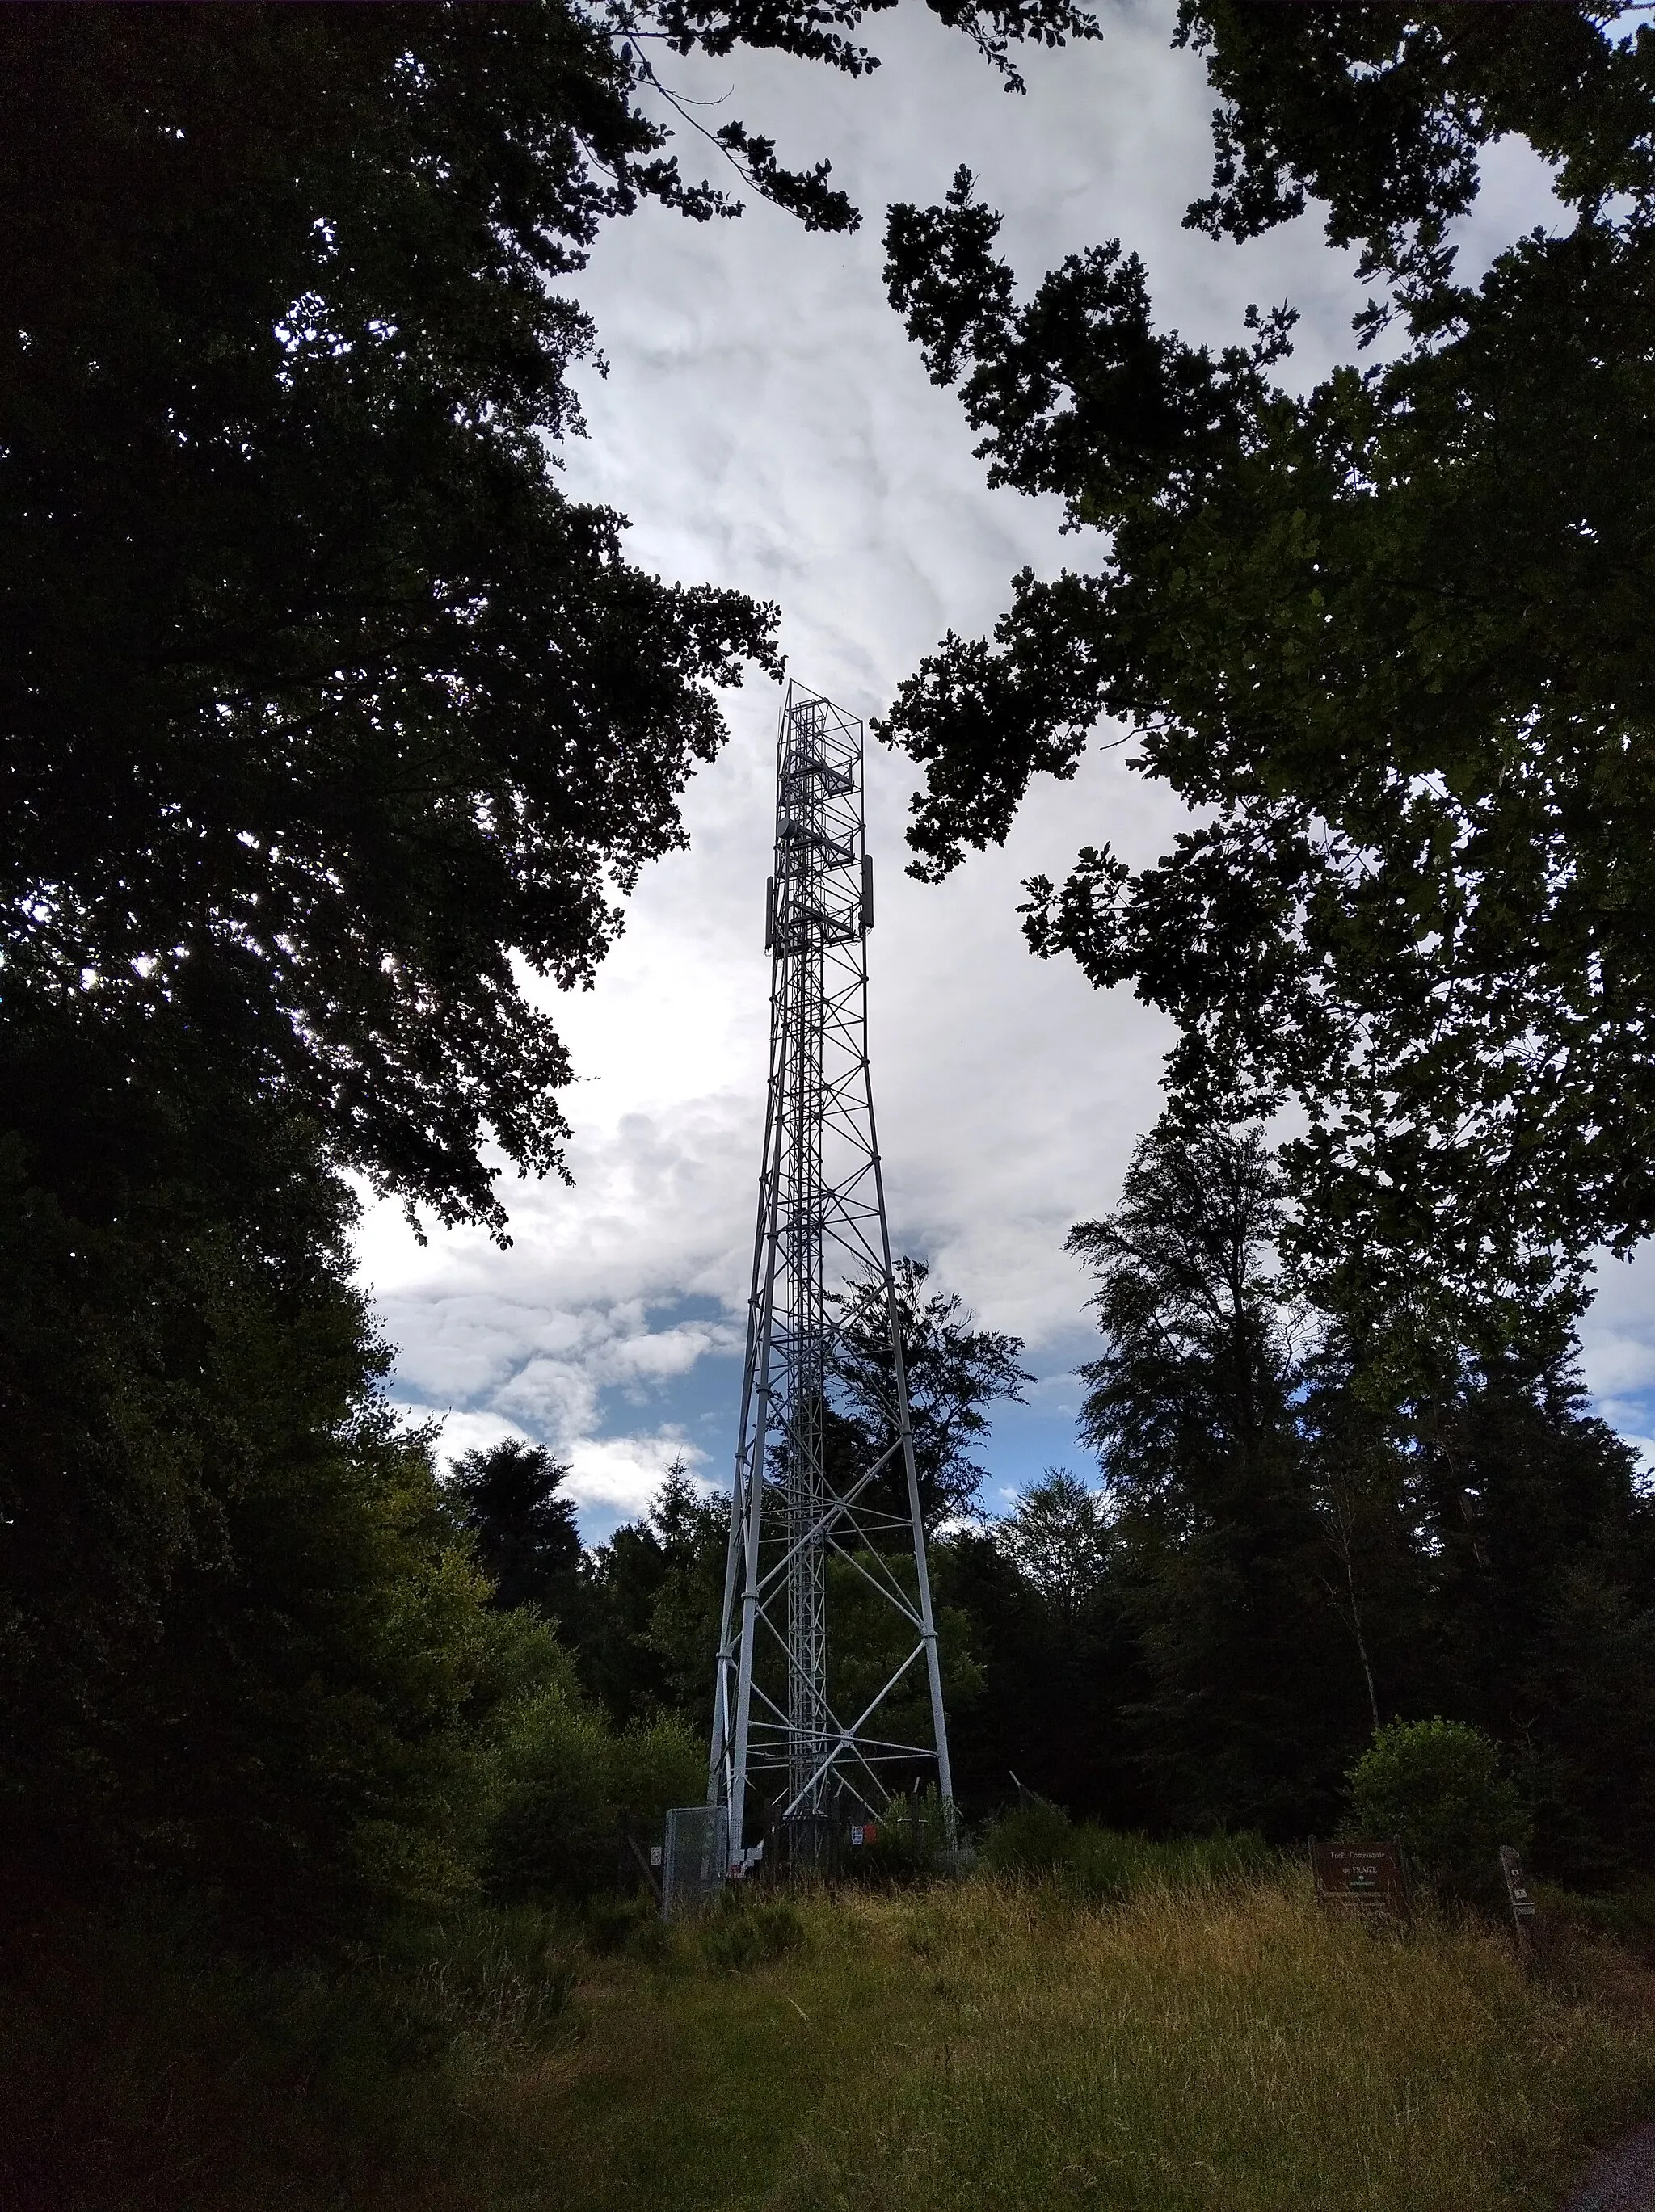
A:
355;0;1655;1535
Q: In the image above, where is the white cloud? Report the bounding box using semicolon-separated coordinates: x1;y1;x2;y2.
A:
566;1432;714;1521
401;1405;535;1466
1580;1247;1655;1405
599;1319;740;1390
356;2;1628;1533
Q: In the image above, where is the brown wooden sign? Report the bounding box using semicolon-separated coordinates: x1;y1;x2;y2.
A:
1311;1838;1410;1924
1500;1844;1538;1958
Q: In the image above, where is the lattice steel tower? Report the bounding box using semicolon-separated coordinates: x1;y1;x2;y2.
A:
708;683;953;1875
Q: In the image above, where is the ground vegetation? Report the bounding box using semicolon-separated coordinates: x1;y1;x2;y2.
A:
9;1858;1655;2211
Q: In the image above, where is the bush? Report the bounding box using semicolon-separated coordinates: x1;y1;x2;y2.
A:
980;1808;1272;1898
848;1790;961;1886
1538;1879;1655;1958
605;1712;707;1839
980;1799;1076;1877
0;1884;575;2210
1068;1827;1272;1903
483;1687;705;1903
583;1892;659;1957
1347;1718;1529;1904
0;1014;537;1943
482;1687;617;1902
625;1911;673;1965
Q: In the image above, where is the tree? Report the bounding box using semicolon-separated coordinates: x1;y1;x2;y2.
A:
0;0;1105;1932
448;1440;584;1618
997;1468;1111;1623
828;1255;1033;1527
878;6;1655;1331
1346;1718;1527;1907
482;1672;704;1903
0;1002;532;1937
933;1472;1141;1822
634;1465;732;1720
1293;1352;1421;1740
575;1462;727;1723
2;0;1094;1236
2;6;785;1233
1522;1553;1655;1888
1072;1112;1374;1835
1061;1104;1655;1866
1404;1348;1655;1886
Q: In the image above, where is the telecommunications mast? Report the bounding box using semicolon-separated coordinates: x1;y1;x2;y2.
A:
708;683;953;1875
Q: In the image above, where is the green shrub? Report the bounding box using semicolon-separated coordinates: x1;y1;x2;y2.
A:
625;1911;673;1965
484;1691;620;1901
1347;1718;1529;1904
1539;1879;1655;1957
0;1887;576;2210
1067;1827;1159;1901
0;1014;562;1946
848;1789;960;1886
980;1799;1076;1877
584;1892;659;1957
483;1690;705;1903
979;1812;1271;1898
606;1713;706;1838
1068;1826;1271;1903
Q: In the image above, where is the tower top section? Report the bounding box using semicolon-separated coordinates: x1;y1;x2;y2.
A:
765;687;872;961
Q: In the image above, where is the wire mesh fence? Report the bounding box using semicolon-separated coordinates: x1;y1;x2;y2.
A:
661;1806;730;1921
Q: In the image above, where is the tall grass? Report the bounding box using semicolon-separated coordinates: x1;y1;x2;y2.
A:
773;1878;1655;2212
6;1854;1654;2210
0;1890;576;2211
978;1804;1273;1899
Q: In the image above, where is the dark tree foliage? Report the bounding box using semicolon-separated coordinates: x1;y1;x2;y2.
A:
1072;1113;1370;1836
645;0;1097;90
0;1003;518;1937
1072;1117;1291;1515
997;1466;1110;1621
2;6;785;1232
1030;1104;1655;1875
1297;1336;1655;1887
1406;1352;1655;1886
448;1440;584;1618
879;6;1655;1333
828;1255;1033;1526
1;0;1101;1932
934;1474;1143;1823
577;1463;728;1723
1;0;1094;1235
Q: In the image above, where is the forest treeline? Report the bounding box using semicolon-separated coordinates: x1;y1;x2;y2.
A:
457;1133;1655;1898
6;2;1655;1959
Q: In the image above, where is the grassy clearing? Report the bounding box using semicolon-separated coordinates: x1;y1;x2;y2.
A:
785;1885;1655;2211
551;1876;1655;2212
6;1859;1655;2210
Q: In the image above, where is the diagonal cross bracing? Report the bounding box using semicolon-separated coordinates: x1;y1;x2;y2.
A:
707;683;954;1873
